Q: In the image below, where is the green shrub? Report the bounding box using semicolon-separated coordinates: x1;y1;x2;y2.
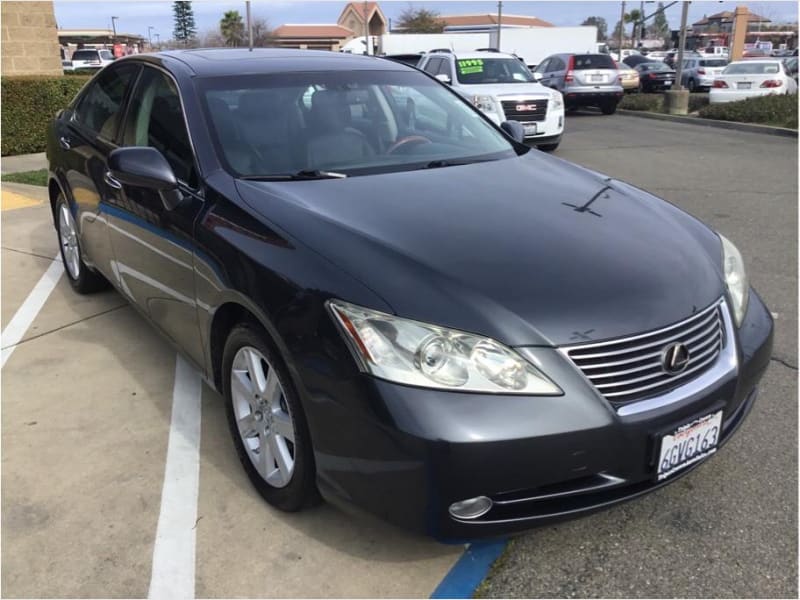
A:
1;75;91;156
698;94;799;129
687;93;710;113
619;94;664;112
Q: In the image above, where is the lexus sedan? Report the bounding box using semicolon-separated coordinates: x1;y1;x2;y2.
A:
710;59;798;103
46;49;773;540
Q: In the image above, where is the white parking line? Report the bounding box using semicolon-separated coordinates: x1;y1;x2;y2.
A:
148;354;203;600
0;253;63;368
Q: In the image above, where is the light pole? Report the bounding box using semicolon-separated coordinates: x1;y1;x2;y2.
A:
111;16;118;39
148;25;154;48
618;0;626;59
496;1;503;50
154;32;160;49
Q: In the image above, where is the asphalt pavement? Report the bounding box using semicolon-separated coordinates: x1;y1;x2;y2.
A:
479;112;798;598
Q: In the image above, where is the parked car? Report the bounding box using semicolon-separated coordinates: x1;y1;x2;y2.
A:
61;59;74;72
46;49;773;540
534;52;623;114
642;50;668;62
742;48;771;59
681;57;729;92
634;61;677;92
380;53;423;68
618;64;640;92
623;54;656;68
784;57;798;83
663;50;702;69
710;59;798;103
69;48;115;70
418;49;564;150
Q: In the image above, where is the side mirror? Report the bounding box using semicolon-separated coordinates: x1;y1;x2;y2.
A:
108;147;183;210
532;71;544;82
500;120;525;144
435;73;452;85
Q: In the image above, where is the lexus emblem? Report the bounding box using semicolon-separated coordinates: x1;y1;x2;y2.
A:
516;103;537;111
662;342;690;375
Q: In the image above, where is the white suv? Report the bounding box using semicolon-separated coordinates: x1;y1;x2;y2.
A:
418;49;564;151
70;48;115;70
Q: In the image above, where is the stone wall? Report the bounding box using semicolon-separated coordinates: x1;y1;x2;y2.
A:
2;1;62;76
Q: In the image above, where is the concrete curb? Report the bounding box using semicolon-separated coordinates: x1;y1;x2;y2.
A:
617;109;798;138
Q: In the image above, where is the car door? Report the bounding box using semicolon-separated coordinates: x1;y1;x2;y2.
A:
547;56;567;90
104;65;205;366
54;62;141;280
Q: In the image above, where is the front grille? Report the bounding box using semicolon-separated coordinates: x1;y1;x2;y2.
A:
563;300;724;404
501;99;548;122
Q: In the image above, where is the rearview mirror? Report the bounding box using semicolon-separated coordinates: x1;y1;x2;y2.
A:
532;71;543;82
108;147;183;210
435;73;452;85
500;120;525;144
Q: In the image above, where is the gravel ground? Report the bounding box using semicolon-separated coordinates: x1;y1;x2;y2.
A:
478;111;797;599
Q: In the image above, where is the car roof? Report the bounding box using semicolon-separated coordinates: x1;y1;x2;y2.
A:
432;50;519;61
150;48;409;77
728;58;784;64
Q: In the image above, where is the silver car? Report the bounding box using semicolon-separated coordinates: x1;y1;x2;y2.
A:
533;53;624;114
681;57;729;92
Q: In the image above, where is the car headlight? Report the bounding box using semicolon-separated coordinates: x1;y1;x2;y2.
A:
550;92;563;109
472;94;497;113
719;234;749;327
328;300;562;395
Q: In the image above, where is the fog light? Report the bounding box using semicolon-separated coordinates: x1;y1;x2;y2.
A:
448;496;493;520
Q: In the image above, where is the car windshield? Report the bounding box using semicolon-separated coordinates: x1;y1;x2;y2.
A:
573;54;616;70
639;62;672;72
200;69;518;179
455;58;534;84
724;62;781;75
72;50;99;61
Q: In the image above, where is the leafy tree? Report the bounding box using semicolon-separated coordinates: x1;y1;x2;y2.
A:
220;10;245;47
612;19;626;45
396;7;444;33
250;17;274;47
581;16;608;42
172;1;197;46
647;2;671;43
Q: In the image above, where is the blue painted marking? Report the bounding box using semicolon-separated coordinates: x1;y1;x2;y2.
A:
431;539;508;599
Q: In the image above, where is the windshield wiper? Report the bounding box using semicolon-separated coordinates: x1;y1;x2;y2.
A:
240;170;348;181
424;158;498;170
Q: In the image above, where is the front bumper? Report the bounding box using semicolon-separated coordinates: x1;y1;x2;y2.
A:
484;105;565;139
303;291;773;541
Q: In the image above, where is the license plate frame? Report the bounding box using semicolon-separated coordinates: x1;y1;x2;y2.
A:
590;74;604;82
738;82;752;89
656;410;723;481
523;122;538;136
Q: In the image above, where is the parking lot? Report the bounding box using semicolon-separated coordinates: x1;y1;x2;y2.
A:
2;113;797;598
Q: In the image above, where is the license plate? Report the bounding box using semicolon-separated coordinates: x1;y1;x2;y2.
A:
523;123;538;135
656;410;722;481
590;74;604;82
664;79;673;84
738;82;752;89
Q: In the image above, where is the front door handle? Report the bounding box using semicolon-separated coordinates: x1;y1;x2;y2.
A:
104;171;122;190
59;136;72;150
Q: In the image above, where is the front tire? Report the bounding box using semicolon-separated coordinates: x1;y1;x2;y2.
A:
222;323;318;512
55;194;107;293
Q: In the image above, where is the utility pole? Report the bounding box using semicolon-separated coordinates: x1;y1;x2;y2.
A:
147;25;154;48
496;1;503;50
618;1;626;59
638;0;644;48
111;15;118;39
363;0;369;55
674;0;689;89
246;0;253;50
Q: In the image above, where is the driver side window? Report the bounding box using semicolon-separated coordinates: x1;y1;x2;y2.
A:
122;67;196;185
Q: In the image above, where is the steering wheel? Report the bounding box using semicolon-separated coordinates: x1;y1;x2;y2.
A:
386;135;433;155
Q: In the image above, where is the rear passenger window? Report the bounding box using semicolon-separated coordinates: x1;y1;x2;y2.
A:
549;57;566;71
73;64;138;139
423;57;443;75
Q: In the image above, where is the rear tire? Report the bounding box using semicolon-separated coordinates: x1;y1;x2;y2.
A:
222;323;319;512
55;194;108;294
688;78;697;92
600;101;618;115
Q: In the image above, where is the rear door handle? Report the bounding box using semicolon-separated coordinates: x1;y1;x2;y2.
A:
59;136;72;150
104;171;122;190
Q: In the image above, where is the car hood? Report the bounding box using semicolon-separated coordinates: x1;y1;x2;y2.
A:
235;152;725;347
458;82;553;98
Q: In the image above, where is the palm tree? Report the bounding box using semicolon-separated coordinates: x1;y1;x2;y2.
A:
625;9;643;43
220;10;245;47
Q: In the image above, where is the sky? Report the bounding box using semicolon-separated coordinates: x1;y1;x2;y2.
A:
53;0;799;41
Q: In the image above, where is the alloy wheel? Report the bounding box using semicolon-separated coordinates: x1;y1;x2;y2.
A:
230;346;296;488
58;202;81;279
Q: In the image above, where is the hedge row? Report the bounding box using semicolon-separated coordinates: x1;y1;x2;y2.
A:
1;75;92;156
618;93;710;113
698;94;798;129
